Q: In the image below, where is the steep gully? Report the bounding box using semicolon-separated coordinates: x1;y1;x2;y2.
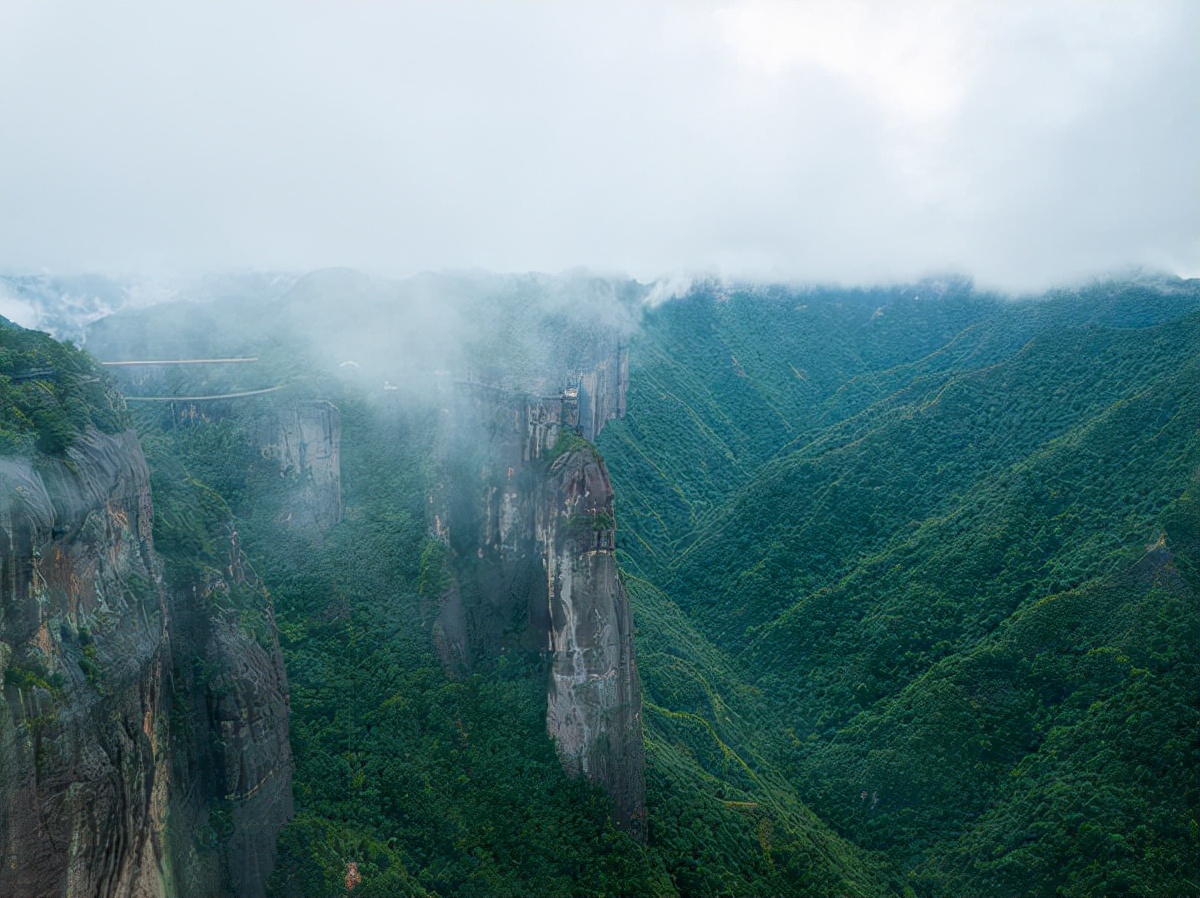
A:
0;340;644;893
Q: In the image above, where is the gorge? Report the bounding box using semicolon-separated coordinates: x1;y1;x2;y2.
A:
0;270;1196;897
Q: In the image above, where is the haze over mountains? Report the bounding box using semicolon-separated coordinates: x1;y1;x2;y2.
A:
2;2;1197;287
0;267;1196;896
1;1;1196;895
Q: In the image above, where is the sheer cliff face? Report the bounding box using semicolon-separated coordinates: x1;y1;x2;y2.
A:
576;344;628;442
202;614;293;897
255;400;342;533
166;528;293;898
433;345;646;835
0;429;169;898
538;448;646;837
0;428;293;898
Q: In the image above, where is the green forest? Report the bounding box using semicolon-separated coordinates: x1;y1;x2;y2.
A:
81;276;1199;896
0;317;126;454
598;280;1200;897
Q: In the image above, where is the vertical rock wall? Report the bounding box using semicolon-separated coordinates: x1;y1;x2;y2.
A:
255;400;342;533
0;429;170;898
432;344;646;836
538;447;646;836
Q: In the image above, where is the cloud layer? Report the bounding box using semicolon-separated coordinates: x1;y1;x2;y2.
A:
1;1;1196;291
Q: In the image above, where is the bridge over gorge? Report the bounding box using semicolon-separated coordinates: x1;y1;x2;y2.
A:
98;358;284;402
118;385;285;402
99;358;261;367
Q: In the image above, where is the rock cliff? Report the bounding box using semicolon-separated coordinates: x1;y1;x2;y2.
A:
165;526;293;898
0;428;170;898
576;342;628;442
538;446;646;836
432;346;646;836
0;423;293;896
254;400;342;533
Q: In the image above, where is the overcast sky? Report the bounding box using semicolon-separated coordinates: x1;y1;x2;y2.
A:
1;1;1197;292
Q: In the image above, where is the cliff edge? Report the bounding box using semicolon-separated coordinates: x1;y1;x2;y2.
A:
539;446;646;836
0;428;169;898
432;342;646;835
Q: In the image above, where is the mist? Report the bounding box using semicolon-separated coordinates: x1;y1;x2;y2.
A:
1;1;1197;294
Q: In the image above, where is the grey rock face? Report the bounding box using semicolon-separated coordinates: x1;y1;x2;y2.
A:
538;447;646;837
0;429;169;898
0;428;293;897
432;345;646;836
254;400;342;533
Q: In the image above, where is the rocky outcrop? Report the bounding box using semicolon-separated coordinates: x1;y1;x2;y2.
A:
538;447;646;836
0;428;170;898
165;528;293;898
432;345;645;835
0;426;293;898
255;401;342;533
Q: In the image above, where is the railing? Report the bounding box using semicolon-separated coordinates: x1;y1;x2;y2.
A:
123;385;284;402
100;358;259;366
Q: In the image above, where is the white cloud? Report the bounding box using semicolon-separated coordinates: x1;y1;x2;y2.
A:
714;1;972;123
0;1;1195;292
0;289;40;330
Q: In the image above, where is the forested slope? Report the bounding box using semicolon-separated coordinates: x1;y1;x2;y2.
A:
96;273;897;898
598;278;1200;897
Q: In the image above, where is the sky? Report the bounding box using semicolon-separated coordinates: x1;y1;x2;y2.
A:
1;0;1197;292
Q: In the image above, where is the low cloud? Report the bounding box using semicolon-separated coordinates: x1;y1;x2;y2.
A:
0;1;1195;293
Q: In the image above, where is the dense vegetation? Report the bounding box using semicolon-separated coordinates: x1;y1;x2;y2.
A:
97;274;894;897
96;272;1198;896
598;278;1200;897
0;316;126;455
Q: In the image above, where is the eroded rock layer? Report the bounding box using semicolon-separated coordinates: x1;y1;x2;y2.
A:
0;428;169;898
0;426;293;898
432;344;646;835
